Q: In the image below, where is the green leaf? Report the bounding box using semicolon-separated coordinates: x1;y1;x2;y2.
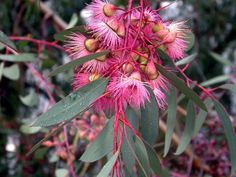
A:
214;100;236;174
49;51;109;77
54;26;86;41
0;53;36;62
194;98;213;136
155;63;207;111
0;62;4;81
55;168;68;177
219;84;236;93
80;118;114;162
145;142;170;177
141;88;159;145
134;137;151;177
175;53;197;66
210;52;232;66
3;64;20;80
19;89;38;107
175;101;195;155
20;124;41;134
0;31;17;51
33;78;109;126
97;151;119;177
164;87;177;157
67;13;78;29
34;147;48;159
185;31;195;51
200;75;230;87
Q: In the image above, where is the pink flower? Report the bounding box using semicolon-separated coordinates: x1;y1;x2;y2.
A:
108;72;150;108
85;0;118;23
131;7;161;24
81;57;112;73
64;33;98;59
153;88;167;109
89;19;125;49
72;72;100;90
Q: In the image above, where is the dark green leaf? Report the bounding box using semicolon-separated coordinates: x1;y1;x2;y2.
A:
156;63;207;111
200;75;230;87
33;78;109;126
219;84;236;93
0;31;17;51
19;89;38;107
175;101;195;155
97;151;119;177
34;147;48;159
80;118;114;162
145;142;170;177
141;88;159;145
3;64;20;80
214;100;236;174
175;53;197;66
210;52;232;66
0;53;36;62
49;51;109;77
54;26;86;41
194;98;213;136
134;137;151;177
164;87;177;157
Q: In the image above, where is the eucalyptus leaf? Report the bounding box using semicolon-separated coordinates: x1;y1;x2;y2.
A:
0;62;4;81
185;31;195;51
20;124;41;134
33;78;109;127
19;89;38;107
210;52;232;66
219;84;236;93
141;88;159;145
214;100;236;175
156;63;207;111
175;53;197;66
0;31;17;51
175;101;195;155
55;168;68;177
0;53;36;62
164;87;177;157
97;151;119;177
3;64;20;80
49;51;109;77
80;118;114;162
200;75;230;87
54;26;86;41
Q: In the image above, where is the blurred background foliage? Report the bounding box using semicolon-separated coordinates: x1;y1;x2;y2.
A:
0;0;236;177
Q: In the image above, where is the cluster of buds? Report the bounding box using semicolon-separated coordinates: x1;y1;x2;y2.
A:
65;0;189;111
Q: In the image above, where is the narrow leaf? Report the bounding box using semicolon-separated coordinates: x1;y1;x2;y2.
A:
141;88;159;145
54;26;86;41
210;52;232;66
19;89;38;107
134;137;151;177
0;62;4;81
219;84;236;93
175;101;195;155
175;53;197;66
3;64;20;80
20;124;41;134
33;78;109;126
156;63;207;111
0;31;17;51
0;53;36;62
80;118;114;162
200;75;230;87
97;151;119;177
145;142;170;177
214;100;236;174
164;87;177;157
49;51;109;77
194;98;213;136
185;31;195;51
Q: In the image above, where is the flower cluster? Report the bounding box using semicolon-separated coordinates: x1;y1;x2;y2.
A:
65;0;189;111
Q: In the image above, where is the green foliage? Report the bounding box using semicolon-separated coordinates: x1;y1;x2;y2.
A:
2;64;20;80
0;53;36;62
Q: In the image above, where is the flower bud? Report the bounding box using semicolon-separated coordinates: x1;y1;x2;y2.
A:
96;49;108;61
89;73;100;81
117;25;125;37
138;53;149;65
140;64;146;71
164;32;177;44
152;22;164;33
103;4;117;17
122;63;134;73
145;62;159;80
106;19;119;31
84;39;98;52
130;71;141;81
131;51;140;61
